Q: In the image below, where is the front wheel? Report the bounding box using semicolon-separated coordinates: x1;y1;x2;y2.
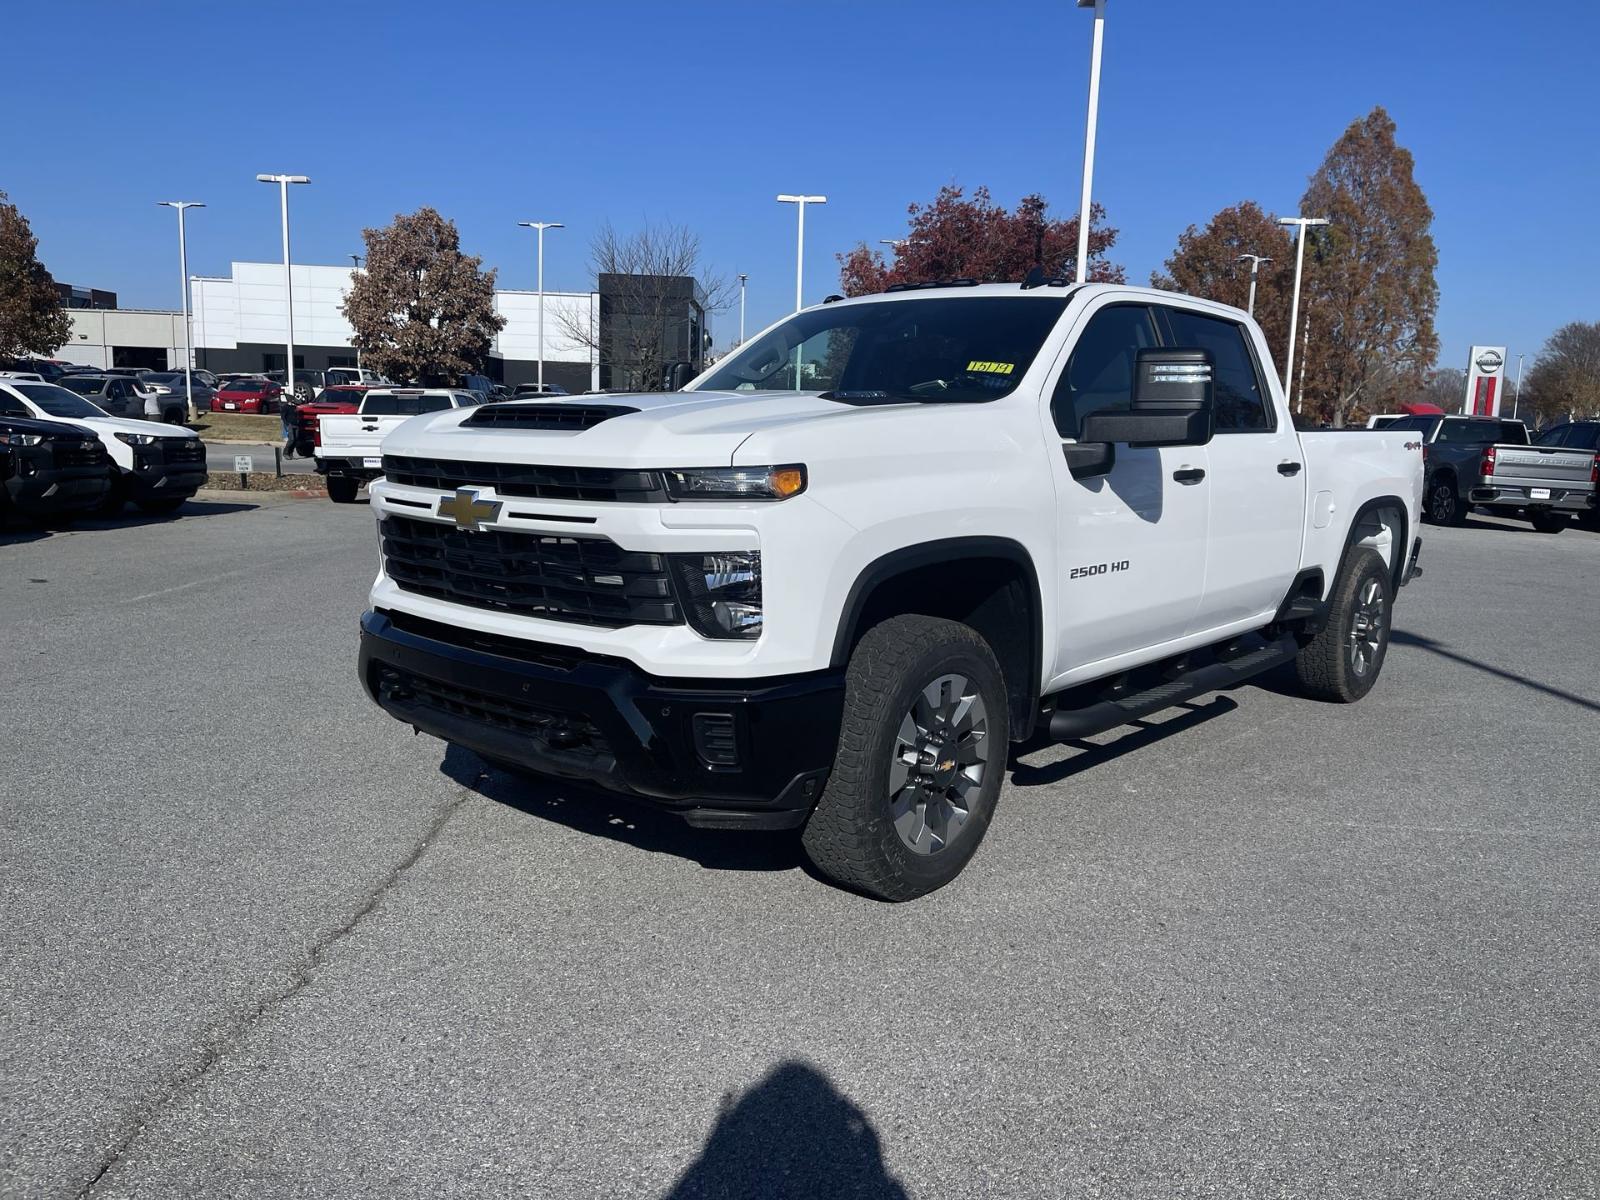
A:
801;615;1009;901
1294;547;1393;703
1528;510;1568;534
326;475;360;504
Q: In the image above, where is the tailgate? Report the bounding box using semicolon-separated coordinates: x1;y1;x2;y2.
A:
317;414;406;458
1491;444;1596;489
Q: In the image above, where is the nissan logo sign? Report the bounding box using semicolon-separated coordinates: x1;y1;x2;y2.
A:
1475;350;1504;374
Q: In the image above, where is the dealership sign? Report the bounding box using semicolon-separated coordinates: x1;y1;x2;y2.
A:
1465;344;1507;415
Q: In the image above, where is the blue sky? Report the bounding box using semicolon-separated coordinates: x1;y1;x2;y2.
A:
7;0;1597;373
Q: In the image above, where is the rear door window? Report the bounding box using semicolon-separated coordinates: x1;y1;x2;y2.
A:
1437;419;1500;445
1159;307;1275;433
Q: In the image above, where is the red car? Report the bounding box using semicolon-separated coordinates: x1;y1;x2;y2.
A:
296;385;372;456
211;377;282;414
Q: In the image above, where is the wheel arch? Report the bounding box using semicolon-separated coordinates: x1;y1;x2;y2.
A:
831;536;1043;740
1338;495;1409;595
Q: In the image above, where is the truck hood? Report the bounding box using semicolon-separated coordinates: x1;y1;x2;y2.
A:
381;390;868;468
46;414;199;441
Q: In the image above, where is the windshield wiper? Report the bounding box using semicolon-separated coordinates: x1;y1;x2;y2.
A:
818;389;987;407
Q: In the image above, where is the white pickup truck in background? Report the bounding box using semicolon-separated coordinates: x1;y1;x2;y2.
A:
356;283;1424;899
315;388;482;503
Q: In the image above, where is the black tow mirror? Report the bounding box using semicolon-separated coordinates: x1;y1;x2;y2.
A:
1079;347;1216;449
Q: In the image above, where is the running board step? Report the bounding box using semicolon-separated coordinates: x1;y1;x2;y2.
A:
1046;634;1298;742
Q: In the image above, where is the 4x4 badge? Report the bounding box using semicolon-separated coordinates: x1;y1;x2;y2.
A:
437;487;501;532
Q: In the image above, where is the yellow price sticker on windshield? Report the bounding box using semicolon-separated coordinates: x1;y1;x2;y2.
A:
967;360;1014;375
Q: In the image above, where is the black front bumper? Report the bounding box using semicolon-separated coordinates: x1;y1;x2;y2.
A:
359;609;845;829
127;440;208;498
5;463;110;514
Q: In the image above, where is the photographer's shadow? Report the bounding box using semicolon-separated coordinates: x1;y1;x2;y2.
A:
440;745;805;874
663;1061;910;1200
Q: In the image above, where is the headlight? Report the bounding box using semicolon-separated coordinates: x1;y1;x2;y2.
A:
663;465;806;501
114;432;159;446
0;432;44;447
670;552;762;639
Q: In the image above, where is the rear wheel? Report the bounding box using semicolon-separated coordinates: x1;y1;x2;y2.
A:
1528;510;1568;534
326;475;360;504
1424;476;1462;525
1294;547;1393;703
801;615;1009;901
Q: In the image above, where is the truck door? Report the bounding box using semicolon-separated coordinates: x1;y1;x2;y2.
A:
1158;305;1303;632
1041;299;1210;686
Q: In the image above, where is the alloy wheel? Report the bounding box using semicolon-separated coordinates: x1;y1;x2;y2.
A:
888;673;989;855
1348;577;1388;678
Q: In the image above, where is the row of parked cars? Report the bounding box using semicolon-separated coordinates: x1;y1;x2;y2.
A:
0;376;207;528
1368;412;1600;533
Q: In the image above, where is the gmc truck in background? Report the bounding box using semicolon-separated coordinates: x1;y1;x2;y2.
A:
1387;413;1596;532
356;283;1423;900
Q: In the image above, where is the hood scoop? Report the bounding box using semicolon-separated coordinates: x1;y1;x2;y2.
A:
463;403;639;431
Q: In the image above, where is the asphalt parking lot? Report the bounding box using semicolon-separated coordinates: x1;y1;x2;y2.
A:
3;498;1597;1199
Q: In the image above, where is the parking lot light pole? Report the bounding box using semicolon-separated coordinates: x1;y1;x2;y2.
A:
777;195;826;312
519;222;563;389
1278;215;1329;401
256;175;309;398
348;254;364;369
737;274;748;345
1074;0;1107;284
157;201;204;421
1513;353;1525;419
1236;253;1271;317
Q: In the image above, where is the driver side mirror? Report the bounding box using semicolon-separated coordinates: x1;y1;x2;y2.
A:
1066;348;1215;478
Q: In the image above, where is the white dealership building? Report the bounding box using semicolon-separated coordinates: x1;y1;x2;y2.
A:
51;261;604;394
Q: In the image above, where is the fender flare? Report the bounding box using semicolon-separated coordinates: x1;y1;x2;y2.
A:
830;536;1045;736
1337;495;1410;595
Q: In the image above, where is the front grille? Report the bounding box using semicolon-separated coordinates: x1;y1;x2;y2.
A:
374;664;610;761
162;438;206;466
381;514;680;627
464;403;638;430
52;440;107;469
383;455;666;503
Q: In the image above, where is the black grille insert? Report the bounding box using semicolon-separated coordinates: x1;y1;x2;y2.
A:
381;515;680;627
161;438;207;465
464;403;638;430
381;608;628;672
383;455;667;503
52;440;108;469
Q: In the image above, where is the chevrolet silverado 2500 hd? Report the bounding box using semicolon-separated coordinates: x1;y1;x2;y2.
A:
357;283;1424;900
317;388;482;503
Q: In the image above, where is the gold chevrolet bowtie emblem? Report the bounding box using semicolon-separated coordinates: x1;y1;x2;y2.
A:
437;487;501;532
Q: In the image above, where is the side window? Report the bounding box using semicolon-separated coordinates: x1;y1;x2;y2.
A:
1573;425;1600;450
0;397;27;418
1497;421;1529;445
1161;307;1274;433
1050;304;1157;438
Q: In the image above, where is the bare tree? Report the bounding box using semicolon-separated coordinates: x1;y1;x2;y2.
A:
1524;321;1600;425
557;221;735;391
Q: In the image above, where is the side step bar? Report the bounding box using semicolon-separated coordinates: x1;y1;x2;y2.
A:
1046;633;1298;742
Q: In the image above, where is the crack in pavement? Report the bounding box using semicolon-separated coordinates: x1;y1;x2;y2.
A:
74;777;478;1198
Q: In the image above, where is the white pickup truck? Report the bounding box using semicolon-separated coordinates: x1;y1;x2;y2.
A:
315;388;481;503
356;283;1423;899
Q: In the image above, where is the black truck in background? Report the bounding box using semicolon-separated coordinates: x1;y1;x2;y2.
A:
1386;414;1597;533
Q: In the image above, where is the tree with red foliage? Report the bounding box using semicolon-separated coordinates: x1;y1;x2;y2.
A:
837;186;1123;297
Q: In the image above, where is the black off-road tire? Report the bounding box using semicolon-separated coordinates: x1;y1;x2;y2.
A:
1424;475;1463;526
1528;510;1568;534
1294;547;1393;703
801;615;1009;901
326;476;360;504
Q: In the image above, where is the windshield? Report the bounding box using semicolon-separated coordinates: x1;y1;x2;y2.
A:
12;383;109;419
696;295;1069;403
